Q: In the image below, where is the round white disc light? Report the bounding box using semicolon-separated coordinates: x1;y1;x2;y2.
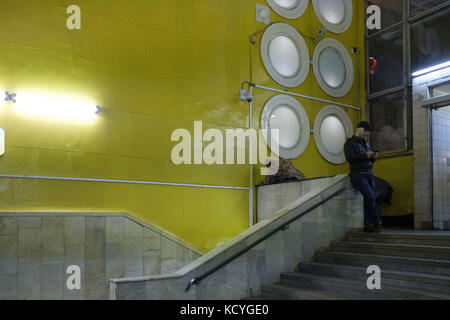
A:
314;105;353;164
269;105;301;149
312;0;353;33
261;23;310;88
313;38;354;97
261;95;311;159
269;36;300;78
320;116;346;154
318;48;346;88
267;0;309;19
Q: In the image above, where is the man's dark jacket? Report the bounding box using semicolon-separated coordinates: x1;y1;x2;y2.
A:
344;135;376;175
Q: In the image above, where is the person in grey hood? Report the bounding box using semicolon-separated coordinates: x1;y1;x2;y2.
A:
344;121;380;233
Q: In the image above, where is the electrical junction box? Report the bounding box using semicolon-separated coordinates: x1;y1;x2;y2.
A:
0;128;4;156
256;4;270;25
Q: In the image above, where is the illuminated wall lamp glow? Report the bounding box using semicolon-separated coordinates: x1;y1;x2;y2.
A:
4;91;16;103
14;93;99;121
412;61;450;78
0;128;4;156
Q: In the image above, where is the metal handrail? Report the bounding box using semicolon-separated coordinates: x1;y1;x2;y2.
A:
185;186;347;291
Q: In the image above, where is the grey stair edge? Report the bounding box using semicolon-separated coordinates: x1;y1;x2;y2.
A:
329;247;450;260
261;283;354;300
293;263;450;295
315;252;450;275
280;273;450;300
333;241;450;250
345;237;450;247
346;235;450;243
316;251;450;265
347;232;450;241
297;262;450;281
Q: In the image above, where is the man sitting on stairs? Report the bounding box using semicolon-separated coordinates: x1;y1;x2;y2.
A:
344;121;380;233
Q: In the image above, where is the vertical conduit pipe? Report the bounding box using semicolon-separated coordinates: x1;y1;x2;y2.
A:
249;85;254;227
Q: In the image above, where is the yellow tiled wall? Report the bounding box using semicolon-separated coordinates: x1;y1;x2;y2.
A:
0;0;367;252
373;156;415;217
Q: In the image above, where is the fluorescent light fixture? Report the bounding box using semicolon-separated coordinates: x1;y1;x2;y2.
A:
0;128;4;156
412;61;450;77
15;92;99;121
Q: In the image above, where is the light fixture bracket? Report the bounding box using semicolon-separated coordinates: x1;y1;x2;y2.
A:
5;92;16;103
256;4;270;25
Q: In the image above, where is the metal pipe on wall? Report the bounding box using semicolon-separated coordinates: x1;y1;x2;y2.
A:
248;85;254;227
244;83;362;227
254;84;362;113
0;174;251;191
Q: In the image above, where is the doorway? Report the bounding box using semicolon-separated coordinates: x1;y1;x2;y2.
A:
430;104;450;230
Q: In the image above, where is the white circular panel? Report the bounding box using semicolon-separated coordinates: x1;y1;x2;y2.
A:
269;105;301;149
314;105;353;164
261;23;310;88
261;95;311;159
313;38;354;97
318;48;346;88
267;0;309;19
269;36;300;78
320;116;346;154
274;0;299;9
312;0;353;33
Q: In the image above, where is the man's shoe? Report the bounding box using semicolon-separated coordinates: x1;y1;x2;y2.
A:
364;225;377;233
373;226;381;233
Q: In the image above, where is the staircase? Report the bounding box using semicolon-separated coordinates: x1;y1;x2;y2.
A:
259;230;450;300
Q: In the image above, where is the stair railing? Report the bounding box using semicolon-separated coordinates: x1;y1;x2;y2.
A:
185;186;347;291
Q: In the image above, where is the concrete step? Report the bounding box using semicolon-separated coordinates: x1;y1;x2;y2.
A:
249;230;450;300
346;231;450;247
241;296;276;301
315;251;450;276
330;241;450;260
260;283;354;300
280;272;450;300
297;262;450;295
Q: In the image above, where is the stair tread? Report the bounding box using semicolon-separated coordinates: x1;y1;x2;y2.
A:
242;296;275;301
334;240;450;250
281;272;450;299
252;231;450;300
321;250;450;264
347;234;450;241
296;262;450;281
262;283;354;300
348;230;450;238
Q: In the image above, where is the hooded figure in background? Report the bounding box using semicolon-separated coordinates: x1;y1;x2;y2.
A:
262;158;306;185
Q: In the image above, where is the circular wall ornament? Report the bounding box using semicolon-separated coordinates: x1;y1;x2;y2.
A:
261;95;311;159
313;38;354;97
312;0;353;33
261;22;310;88
267;0;309;19
313;105;353;164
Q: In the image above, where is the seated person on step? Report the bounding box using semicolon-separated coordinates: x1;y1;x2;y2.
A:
262;158;306;185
